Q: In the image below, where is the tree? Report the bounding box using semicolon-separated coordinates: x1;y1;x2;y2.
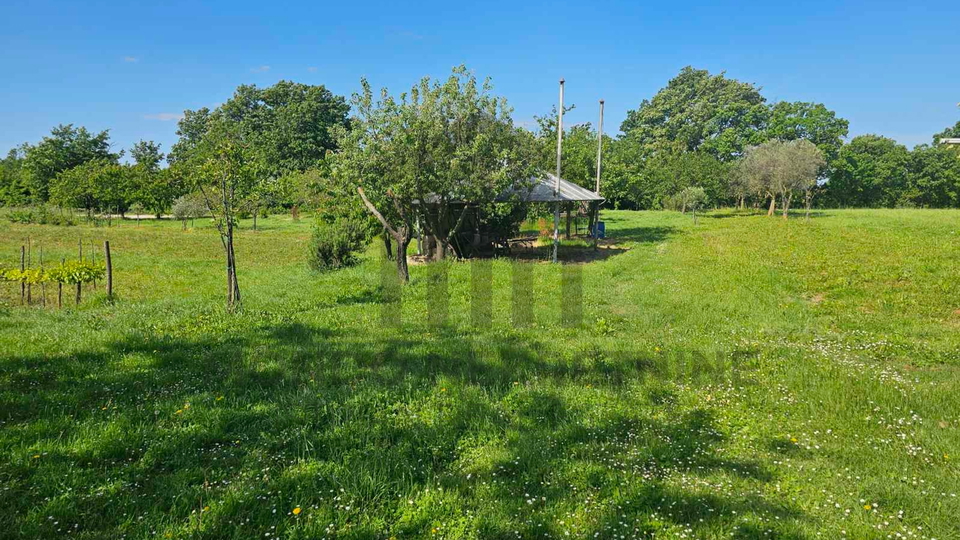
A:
733;140;824;219
49;159;131;221
0;148;28;206
333;66;536;279
129;140;175;217
766;101;849;162
21;124;119;202
170;81;350;307
533;107;605;189
176;119;259;309
826;135;909;207
215;81;350;178
620;66;769;161
778;140;825;219
678;186;708;224
171;193;206;229
903;144;960;208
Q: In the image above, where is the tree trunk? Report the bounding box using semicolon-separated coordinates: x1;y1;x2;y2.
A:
396;233;410;282
767;194;777;216
435;237;446;261
781;193;792;220
252;211;258;231
19;245;25;305
383;231;394;261
225;227;241;309
805;191;812;221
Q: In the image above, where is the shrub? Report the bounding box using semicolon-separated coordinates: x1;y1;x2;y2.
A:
309;217;368;272
6;206;76;226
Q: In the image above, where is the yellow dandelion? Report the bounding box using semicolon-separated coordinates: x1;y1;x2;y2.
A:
216;396;224;401
184;403;191;410
203;506;210;512
292;507;302;515
440;388;447;393
790;437;798;443
32;454;40;459
175;409;183;415
863;504;872;510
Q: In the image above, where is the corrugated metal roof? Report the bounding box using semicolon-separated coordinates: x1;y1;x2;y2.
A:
497;175;604;203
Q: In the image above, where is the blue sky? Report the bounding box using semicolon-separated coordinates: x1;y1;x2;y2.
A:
2;0;958;160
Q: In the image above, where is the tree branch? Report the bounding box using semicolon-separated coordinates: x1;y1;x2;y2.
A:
357;187;399;239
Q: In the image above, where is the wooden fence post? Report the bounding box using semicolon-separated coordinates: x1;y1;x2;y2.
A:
39;246;46;307
104;241;112;300
58;258;64;308
19;245;25;305
26;238;32;304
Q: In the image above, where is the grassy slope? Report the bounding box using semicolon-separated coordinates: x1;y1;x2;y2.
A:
0;209;958;540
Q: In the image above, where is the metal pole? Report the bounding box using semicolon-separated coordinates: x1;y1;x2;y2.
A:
552;78;564;264
594;100;604;250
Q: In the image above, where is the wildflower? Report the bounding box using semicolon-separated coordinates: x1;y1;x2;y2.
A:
292;507;302;515
175;409;183;415
203;506;210;512
440;388;447;393
790;438;798;443
32;454;40;459
216;396;224;401
863;504;872;510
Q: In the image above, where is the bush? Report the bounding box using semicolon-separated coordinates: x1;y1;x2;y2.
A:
309;217;368;272
6;206;76;226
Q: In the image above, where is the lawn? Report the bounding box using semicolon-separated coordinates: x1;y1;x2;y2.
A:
0;209;958;539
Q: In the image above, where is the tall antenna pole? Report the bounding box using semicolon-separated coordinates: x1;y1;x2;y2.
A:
594;99;604;250
553;78;564;264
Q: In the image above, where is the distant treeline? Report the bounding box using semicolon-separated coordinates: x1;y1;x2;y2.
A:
1;67;959;216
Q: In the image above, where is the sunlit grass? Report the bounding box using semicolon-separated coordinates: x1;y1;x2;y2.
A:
0;209;958;539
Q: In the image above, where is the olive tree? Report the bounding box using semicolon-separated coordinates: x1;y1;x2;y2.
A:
678;186;708;224
734;139;824;219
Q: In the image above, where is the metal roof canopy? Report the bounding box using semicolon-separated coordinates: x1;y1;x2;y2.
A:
497;174;604;203
941;138;960;145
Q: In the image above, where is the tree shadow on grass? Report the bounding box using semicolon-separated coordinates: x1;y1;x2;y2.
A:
0;318;811;539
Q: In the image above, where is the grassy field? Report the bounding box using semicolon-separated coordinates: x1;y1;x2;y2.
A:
0;209;958;539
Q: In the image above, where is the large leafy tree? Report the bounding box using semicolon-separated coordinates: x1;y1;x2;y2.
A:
130;140;181;217
49;159;131;217
216;81;350;177
170;81;349;308
620;66;769;161
21;124;119;202
826;135;909;207
0;148;28;206
766;101;849;162
903;144;960;208
334;66;537;279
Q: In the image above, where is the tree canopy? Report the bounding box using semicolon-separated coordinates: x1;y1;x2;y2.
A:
334;65;538;277
620;66;769;161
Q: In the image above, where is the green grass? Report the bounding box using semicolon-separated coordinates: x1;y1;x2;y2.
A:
0;209;958;539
